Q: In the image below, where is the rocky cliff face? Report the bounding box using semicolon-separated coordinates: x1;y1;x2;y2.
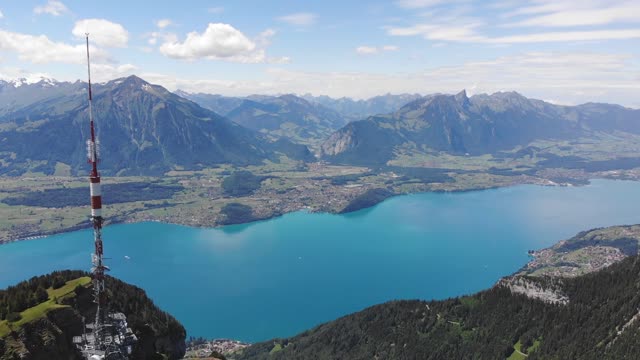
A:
320;125;356;156
1;307;83;360
497;277;569;305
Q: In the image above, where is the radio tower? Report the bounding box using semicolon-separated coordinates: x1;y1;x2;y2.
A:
85;32;108;343
72;34;137;360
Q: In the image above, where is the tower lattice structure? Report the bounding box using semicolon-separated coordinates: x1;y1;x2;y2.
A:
85;33;111;351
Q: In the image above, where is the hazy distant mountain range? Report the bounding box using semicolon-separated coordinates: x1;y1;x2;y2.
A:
1;75;638;176
176;91;401;145
0;76;85;118
173;91;245;116
176;91;422;122
224;95;346;145
176;91;426;146
320;90;640;165
301;93;423;121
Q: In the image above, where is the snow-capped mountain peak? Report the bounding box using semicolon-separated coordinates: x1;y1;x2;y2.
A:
4;75;59;88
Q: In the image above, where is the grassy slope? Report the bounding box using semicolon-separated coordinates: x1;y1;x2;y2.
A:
0;277;91;337
506;341;527;360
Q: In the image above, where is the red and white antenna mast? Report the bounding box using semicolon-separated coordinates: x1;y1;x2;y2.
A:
75;34;134;360
85;33;108;343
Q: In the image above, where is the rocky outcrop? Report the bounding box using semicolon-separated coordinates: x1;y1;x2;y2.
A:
497;276;569;305
1;308;83;360
320;125;356;156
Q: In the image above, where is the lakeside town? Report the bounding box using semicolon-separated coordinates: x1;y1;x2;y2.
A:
183;338;250;359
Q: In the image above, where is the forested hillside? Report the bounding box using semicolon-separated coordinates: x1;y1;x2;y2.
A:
236;256;640;360
0;270;186;360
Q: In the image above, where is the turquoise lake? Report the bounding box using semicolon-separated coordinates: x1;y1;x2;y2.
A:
2;179;640;342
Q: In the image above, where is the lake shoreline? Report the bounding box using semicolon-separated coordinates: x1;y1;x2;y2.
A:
0;176;587;245
3;171;640;246
183;221;640;350
3;179;640;341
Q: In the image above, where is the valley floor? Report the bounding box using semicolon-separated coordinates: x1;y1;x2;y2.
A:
1;159;640;245
3;134;640;244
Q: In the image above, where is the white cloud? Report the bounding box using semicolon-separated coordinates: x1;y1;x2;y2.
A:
356;46;378;55
156;19;172;29
491;29;640;43
387;1;640;45
140;51;640;108
33;1;68;16
0;68;52;82
0;63;137;83
395;0;444;9
386;6;488;42
277;12;317;26
72;19;129;48
268;56;291;64
488;0;521;10
505;1;640;27
388;20;640;44
0;9;4;19
253;28;289;64
356;45;399;55
0;29;109;64
159;23;282;64
388;23;486;42
160;23;255;60
256;28;276;47
146;31;175;46
208;7;224;14
92;63;137;82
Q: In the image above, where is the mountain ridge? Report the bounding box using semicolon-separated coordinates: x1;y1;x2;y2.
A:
320;90;640;165
0;75;313;176
224;94;346;146
3;76;639;173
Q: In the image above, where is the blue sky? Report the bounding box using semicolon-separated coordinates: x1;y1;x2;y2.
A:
0;0;639;106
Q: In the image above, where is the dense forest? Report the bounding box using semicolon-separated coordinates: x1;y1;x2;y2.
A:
383;166;457;184
1;182;183;208
0;270;186;360
340;188;393;213
236;256;640;360
536;154;640;172
0;273;66;321
222;171;268;197
219;203;256;225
